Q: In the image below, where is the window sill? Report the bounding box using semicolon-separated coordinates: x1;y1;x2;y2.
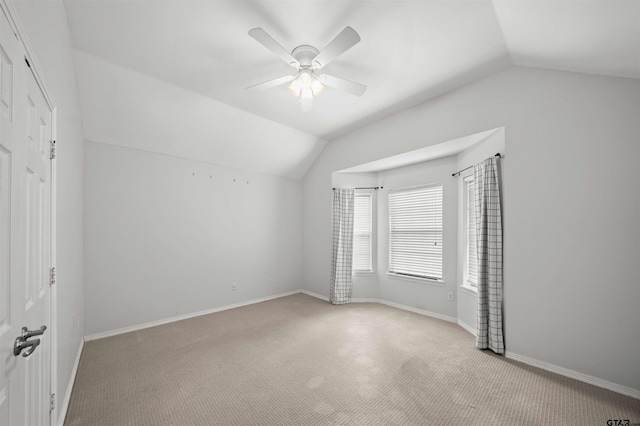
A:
387;273;445;286
353;270;375;276
460;284;478;296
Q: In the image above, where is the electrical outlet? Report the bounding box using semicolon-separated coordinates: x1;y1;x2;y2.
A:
231;283;237;291
447;292;454;301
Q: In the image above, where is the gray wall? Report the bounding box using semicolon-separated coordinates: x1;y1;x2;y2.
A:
75;45;313;337
83;141;302;336
302;66;640;392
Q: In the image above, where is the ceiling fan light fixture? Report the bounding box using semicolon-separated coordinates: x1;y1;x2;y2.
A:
289;70;315;92
300;87;313;100
299;70;312;86
288;70;324;110
288;78;302;96
310;77;324;96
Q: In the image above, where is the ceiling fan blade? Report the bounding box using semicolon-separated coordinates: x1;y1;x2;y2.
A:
318;74;367;96
245;74;296;92
248;28;299;68
312;26;361;69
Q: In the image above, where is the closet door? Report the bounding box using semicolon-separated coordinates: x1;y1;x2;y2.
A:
0;7;53;426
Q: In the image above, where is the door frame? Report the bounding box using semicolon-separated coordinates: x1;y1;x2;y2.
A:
0;1;58;424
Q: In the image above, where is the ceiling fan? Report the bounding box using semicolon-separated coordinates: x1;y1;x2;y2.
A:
246;26;367;111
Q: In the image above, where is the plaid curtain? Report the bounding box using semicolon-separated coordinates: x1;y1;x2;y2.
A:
474;157;504;354
330;189;355;305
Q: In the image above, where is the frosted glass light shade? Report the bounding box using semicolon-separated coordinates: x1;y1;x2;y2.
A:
288;70;323;98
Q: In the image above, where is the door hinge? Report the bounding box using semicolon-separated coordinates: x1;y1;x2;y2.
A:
50;393;56;412
50;140;56;160
50;267;56;286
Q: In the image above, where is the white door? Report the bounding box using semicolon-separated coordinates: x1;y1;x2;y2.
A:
0;6;53;426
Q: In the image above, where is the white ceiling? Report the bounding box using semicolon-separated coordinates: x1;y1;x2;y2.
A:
63;0;640;141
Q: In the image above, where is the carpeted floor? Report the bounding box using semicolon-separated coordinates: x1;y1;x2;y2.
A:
64;293;640;425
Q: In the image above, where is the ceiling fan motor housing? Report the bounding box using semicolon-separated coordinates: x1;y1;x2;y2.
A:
291;45;320;68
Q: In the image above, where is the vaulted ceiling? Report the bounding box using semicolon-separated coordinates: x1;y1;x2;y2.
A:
63;0;640;142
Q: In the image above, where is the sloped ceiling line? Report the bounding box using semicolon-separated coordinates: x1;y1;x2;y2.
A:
63;0;640;178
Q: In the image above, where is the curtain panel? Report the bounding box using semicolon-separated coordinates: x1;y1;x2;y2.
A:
330;189;355;305
474;157;505;354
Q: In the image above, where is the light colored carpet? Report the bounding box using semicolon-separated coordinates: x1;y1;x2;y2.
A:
64;293;640;425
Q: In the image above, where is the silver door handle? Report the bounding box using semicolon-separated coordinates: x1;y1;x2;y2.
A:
14;325;46;357
14;337;41;357
22;325;46;339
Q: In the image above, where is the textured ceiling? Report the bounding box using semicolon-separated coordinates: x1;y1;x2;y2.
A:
63;0;640;141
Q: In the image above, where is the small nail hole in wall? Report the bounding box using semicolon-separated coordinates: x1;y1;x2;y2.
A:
246;181;249;184
192;172;195;176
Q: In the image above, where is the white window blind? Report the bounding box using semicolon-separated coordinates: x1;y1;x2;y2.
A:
388;184;443;280
353;193;372;272
465;176;478;286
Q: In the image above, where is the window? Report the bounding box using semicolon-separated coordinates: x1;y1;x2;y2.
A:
388;184;443;280
464;176;478;287
352;192;373;272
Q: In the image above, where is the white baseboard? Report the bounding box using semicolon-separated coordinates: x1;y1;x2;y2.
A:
301;290;457;324
57;338;84;426
300;289;329;302
84;290;300;341
373;299;457;323
457;319;476;336
505;351;640;400
350;297;379;303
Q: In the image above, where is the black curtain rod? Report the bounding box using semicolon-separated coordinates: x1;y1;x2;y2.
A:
332;186;382;190
452;153;504;177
